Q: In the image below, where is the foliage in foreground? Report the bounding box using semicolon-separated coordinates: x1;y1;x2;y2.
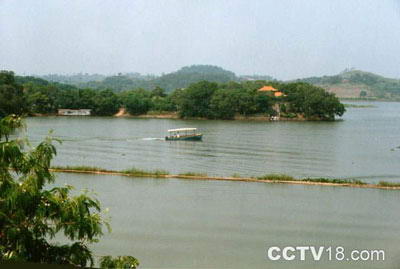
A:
0;115;138;268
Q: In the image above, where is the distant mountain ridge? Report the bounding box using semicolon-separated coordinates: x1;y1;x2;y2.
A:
37;65;274;92
295;69;400;99
39;65;239;92
35;66;400;100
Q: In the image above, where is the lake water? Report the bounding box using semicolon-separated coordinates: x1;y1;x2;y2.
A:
27;101;400;183
58;173;400;269
25;101;400;268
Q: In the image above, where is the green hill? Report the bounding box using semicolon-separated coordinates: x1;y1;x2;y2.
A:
43;65;238;92
296;69;400;100
149;65;237;91
37;65;277;92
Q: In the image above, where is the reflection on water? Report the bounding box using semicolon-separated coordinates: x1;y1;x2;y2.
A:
26;101;400;182
58;173;400;269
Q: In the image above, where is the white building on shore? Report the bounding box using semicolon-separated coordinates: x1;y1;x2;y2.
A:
57;109;91;116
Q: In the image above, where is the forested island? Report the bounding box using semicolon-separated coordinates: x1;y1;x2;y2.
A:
1;66;345;121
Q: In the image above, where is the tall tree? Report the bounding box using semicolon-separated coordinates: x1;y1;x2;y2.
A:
0;71;27;117
92;90;120;116
209;88;238;119
120;89;151;115
0;115;139;268
178;81;218;118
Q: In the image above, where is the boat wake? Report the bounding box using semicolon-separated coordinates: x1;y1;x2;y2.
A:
141;137;164;141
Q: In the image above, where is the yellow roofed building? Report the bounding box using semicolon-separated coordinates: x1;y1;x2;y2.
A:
258;85;285;97
258;85;278;92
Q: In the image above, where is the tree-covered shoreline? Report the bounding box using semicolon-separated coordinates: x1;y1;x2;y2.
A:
1;70;345;121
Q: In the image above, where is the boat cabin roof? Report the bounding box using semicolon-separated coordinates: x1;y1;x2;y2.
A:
168;128;197;132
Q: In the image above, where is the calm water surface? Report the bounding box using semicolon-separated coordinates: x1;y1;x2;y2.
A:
26;102;400;268
58;173;400;269
27;101;400;182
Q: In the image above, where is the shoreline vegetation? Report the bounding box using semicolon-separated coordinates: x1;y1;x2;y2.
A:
31;104;370;121
33;110;311;121
343;103;376;108
50;166;400;190
113;109;309;121
2;69;345;121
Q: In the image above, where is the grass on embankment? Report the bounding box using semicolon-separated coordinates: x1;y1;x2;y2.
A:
49;166;400;190
51;165;113;172
51;165;169;177
179;172;208;177
256;174;367;185
121;167;169;177
378;181;400;188
301;177;366;185
343;104;376;108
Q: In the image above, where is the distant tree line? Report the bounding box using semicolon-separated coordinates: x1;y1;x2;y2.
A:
1;70;345;121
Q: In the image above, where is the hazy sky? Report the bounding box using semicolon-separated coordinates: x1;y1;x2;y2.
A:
1;0;400;80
